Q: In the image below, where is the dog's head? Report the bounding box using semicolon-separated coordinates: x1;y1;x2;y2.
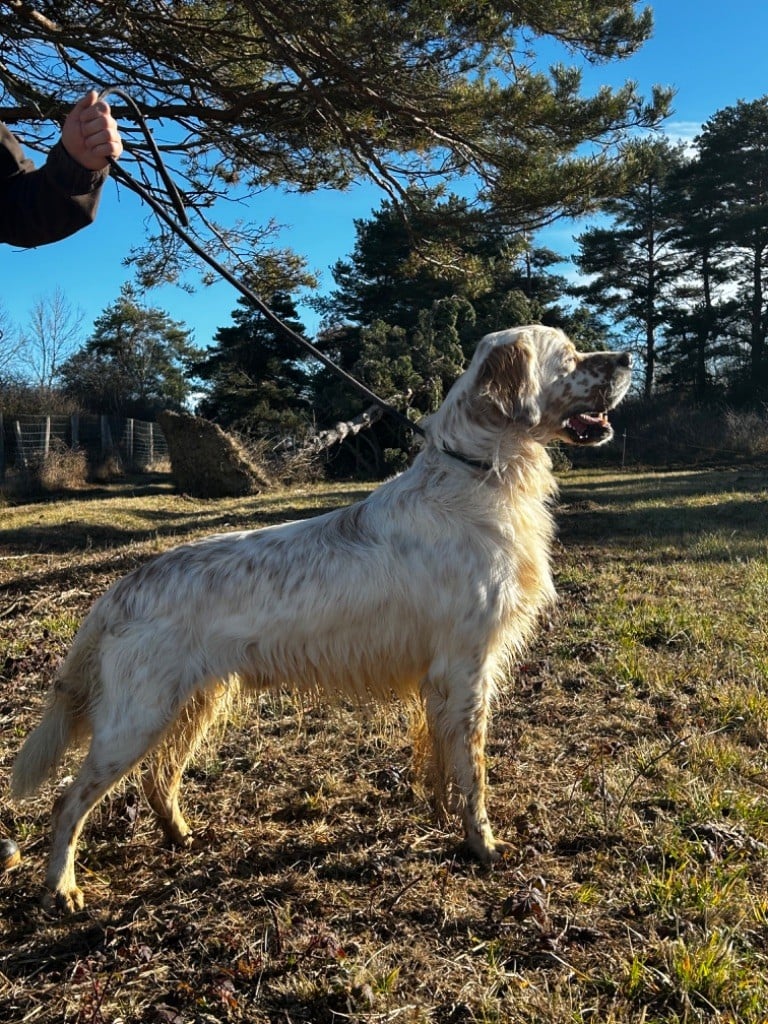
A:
471;325;632;447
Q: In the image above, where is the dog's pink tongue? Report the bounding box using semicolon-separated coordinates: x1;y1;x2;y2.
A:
569;412;608;430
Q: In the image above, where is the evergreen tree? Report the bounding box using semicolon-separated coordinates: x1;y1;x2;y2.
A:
694;97;768;396
315;190;513;331
58;285;199;417
656;154;740;398
2;2;670;285
195;293;313;439
572;138;686;397
355;297;473;416
309;190;590;472
316;189;574;357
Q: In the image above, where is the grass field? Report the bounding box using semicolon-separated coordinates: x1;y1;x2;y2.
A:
1;465;768;1023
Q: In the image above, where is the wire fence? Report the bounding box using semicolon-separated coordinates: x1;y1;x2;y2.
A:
0;413;168;482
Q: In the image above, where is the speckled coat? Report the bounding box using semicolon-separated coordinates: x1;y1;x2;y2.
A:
12;325;633;914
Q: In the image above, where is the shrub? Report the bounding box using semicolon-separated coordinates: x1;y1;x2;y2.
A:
2;441;88;499
723;406;768;457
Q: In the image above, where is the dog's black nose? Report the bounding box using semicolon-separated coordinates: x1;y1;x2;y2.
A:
618;351;632;368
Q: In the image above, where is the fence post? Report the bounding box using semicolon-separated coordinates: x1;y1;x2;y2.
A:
127;418;135;464
0;413;4;483
71;413;79;450
42;416;51;458
14;420;27;469
148;422;154;465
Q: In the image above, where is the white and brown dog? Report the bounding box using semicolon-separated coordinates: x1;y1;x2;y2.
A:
13;325;631;912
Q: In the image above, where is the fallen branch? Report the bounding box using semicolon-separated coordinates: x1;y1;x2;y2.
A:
303;404;383;453
299;391;415;456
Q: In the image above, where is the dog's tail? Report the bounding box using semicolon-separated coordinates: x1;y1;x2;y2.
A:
11;623;98;800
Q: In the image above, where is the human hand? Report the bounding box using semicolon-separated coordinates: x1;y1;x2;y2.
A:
61;91;123;171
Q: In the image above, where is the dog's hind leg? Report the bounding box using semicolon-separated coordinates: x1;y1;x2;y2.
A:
422;668;509;865
43;725;162;914
142;683;231;847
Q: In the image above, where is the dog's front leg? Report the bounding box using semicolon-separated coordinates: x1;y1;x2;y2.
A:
422;668;511;865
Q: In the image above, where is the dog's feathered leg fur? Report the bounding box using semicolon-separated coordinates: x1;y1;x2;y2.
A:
142;683;235;847
422;660;504;863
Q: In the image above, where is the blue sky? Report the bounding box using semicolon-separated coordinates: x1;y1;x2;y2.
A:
2;1;768;360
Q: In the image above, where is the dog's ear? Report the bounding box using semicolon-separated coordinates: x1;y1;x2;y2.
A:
478;334;541;426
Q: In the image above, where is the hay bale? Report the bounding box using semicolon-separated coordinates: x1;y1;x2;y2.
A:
158;411;270;497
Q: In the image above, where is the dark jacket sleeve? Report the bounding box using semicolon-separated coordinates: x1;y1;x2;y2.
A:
0;122;108;247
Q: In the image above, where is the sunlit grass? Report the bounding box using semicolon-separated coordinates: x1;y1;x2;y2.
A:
2;465;768;1023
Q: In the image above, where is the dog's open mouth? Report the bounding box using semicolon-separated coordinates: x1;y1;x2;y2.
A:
562;410;613;445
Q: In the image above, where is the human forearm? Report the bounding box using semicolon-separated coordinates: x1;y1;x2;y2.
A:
0;137;107;247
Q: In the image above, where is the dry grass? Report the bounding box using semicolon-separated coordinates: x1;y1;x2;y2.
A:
1;444;89;501
1;467;768;1023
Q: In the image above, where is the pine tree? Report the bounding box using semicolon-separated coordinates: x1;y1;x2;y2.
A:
694;98;768;396
1;2;670;283
58;285;199;417
194;293;312;439
572;138;686;397
655;155;740;397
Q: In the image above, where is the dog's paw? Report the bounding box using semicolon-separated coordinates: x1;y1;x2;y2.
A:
463;835;515;867
188;827;218;852
42;885;85;915
164;829;193;849
166;827;215;852
485;838;515;864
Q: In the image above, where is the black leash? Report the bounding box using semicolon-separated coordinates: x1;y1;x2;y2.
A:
98;87;426;442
